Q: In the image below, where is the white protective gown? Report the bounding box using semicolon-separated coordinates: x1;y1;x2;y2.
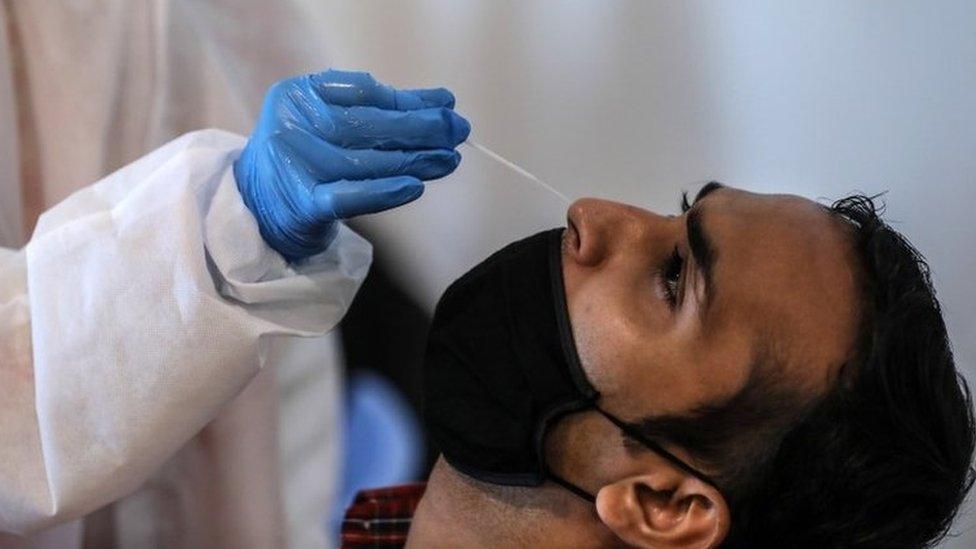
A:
0;2;354;547
0;130;371;543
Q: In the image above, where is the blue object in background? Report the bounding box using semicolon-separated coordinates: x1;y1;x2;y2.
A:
330;370;424;536
234;69;470;262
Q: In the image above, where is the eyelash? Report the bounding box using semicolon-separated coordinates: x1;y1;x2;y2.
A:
662;246;683;309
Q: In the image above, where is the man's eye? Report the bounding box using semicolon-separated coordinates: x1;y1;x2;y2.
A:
662;247;683;309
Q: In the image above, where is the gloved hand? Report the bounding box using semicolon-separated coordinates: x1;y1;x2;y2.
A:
234;69;470;261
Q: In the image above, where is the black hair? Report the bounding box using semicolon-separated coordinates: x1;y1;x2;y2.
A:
641;193;976;548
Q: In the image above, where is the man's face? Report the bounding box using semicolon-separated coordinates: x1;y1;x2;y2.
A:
562;185;861;425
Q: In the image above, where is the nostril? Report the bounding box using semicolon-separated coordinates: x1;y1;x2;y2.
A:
565;221;581;253
566;199;588;238
566;198;612;266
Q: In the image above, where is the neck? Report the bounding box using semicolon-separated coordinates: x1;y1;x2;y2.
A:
407;457;618;548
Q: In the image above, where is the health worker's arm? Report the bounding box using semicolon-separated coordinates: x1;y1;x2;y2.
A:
0;129;371;534
0;69;467;534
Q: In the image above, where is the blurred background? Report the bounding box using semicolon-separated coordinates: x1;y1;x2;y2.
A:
1;1;973;547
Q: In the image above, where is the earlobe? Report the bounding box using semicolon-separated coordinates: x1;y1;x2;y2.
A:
595;474;730;549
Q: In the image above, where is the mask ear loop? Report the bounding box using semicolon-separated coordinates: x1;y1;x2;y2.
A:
547;473;597;504
594;407;721;489
545;408;721;505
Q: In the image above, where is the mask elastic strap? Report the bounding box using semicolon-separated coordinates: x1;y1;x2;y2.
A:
594;407;720;489
547;473;596;504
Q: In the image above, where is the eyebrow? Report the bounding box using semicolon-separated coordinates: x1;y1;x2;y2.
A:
681;181;724;212
685;182;722;315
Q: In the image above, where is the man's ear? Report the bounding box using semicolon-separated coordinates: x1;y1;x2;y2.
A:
594;471;729;549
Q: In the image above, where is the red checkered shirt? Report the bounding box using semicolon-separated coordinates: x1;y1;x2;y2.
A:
341;483;427;548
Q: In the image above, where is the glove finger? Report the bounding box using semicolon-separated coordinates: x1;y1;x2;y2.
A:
309;69;455;111
403;88;456;109
314;176;424;220
278;130;462;182
316;104;470;150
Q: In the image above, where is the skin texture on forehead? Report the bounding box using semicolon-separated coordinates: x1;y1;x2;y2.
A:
700;190;860;388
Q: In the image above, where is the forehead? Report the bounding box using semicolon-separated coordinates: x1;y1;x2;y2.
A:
701;188;860;389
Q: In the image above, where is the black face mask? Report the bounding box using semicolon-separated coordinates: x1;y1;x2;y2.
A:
423;228;718;503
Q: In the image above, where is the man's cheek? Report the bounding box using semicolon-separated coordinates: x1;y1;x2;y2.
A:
570;306;623;397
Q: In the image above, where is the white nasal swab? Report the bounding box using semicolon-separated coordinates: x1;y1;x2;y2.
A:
463;139;571;205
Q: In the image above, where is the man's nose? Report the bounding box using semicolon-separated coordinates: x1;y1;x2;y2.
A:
567;198;668;267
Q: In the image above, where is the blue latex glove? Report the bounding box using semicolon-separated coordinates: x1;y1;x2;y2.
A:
234;69;470;261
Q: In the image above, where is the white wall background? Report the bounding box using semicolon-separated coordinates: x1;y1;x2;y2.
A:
285;0;976;544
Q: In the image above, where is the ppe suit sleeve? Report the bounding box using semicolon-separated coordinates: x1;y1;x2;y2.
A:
0;129;371;534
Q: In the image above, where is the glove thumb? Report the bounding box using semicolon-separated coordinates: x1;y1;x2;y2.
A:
313;176;425;220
